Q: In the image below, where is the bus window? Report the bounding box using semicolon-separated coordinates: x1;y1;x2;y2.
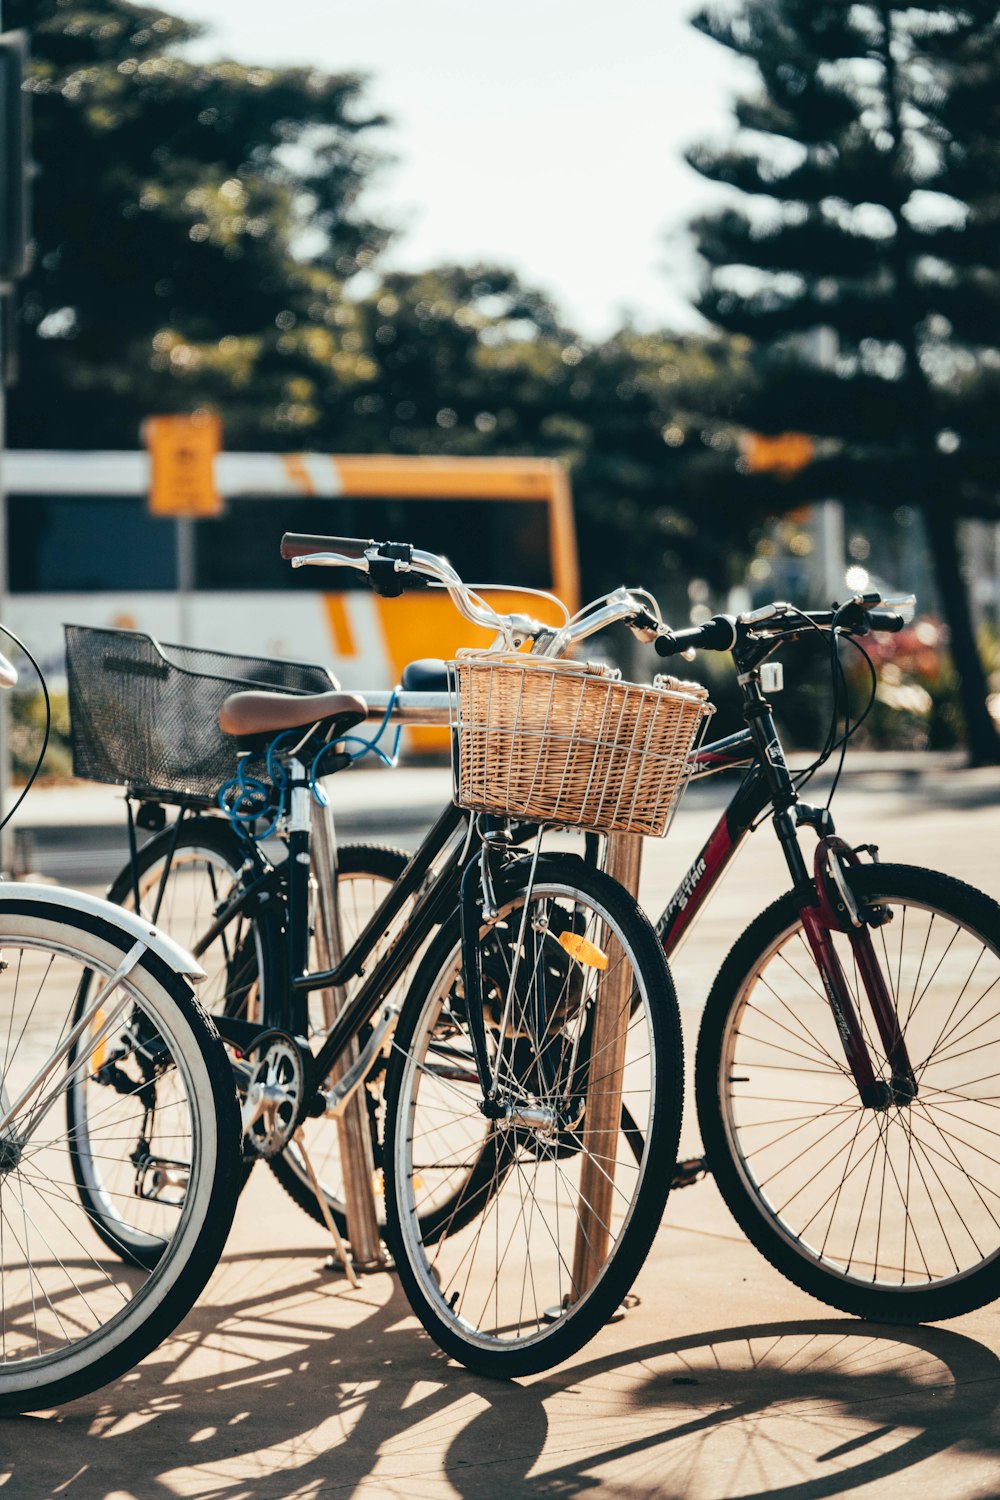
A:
192;497;553;592
8;494;177;592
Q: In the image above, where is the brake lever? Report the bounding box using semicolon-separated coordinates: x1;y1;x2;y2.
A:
628;609;662;645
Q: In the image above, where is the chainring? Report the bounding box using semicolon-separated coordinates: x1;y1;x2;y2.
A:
240;1028;310;1160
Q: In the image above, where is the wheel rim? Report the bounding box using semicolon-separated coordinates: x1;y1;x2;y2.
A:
718;890;1000;1293
392;879;659;1352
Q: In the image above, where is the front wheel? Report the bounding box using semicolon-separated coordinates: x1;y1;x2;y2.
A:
0;898;242;1414
383;855;683;1378
696;863;1000;1323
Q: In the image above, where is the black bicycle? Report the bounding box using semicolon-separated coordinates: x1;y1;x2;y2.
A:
67;534;706;1377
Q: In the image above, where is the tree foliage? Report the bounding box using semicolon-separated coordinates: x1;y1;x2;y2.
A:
7;0;387;448
328;264;755;598
688;1;1000;760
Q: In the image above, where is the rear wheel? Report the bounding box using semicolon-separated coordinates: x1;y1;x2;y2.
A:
0;898;241;1414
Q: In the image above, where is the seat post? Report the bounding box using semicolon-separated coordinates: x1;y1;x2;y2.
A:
283;756;314;1031
310;789;385;1270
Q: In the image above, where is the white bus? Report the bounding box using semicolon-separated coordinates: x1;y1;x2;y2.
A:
4;450;579;723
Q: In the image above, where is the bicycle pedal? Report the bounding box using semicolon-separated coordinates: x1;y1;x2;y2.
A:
671;1156;709;1189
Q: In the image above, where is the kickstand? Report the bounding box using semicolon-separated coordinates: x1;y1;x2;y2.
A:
293;1126;361;1290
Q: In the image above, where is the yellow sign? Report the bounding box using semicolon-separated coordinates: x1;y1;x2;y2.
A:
145;412;223;517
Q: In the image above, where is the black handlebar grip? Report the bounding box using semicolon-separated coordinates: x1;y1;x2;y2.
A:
866;610;906;633
280;533;375;560
654;614;738;656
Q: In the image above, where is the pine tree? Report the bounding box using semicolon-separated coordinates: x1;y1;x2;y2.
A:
688;1;1000;762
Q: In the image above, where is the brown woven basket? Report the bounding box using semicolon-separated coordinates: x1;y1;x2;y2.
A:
448;654;714;837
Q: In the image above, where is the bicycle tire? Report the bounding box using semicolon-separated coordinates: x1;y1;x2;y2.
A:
383;854;683;1378
0;898;242;1414
696;862;1000;1322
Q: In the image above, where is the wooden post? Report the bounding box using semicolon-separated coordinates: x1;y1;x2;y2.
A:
570;831;644;1297
310;795;384;1269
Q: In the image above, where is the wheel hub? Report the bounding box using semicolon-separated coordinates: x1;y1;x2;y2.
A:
0;1132;22;1174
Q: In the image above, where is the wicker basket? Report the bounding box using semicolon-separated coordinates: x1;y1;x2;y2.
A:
65;624;335;806
448;654;714;837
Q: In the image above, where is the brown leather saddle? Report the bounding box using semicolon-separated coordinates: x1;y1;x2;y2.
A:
218;688;367;751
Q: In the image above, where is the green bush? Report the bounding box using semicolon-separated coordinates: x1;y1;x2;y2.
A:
10;690;72;783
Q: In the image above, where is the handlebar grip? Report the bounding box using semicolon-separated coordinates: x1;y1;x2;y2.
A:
866;611;906;633
280;533;374;560
654;614;738;657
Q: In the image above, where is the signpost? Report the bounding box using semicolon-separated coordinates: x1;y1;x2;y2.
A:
143;411;222;644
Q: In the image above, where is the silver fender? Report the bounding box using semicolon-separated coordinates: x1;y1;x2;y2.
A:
0;881;207;982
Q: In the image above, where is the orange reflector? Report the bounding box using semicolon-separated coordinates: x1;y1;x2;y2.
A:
90;1010;107;1070
558;932;609;971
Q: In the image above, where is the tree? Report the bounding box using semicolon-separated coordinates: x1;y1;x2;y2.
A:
329;262;756;603
688;1;1000;762
7;0;387;448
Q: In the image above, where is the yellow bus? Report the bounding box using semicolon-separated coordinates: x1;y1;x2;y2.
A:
5;450;579;746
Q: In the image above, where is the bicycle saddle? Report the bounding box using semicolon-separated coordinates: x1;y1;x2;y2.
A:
401;658;449;692
218;689;368;740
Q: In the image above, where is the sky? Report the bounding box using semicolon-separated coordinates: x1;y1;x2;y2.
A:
163;0;751;338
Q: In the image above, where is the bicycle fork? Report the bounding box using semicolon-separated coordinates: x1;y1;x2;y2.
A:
460;828;563;1126
800;836;917;1109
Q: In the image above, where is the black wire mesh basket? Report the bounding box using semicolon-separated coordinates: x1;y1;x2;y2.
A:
64;624;335;806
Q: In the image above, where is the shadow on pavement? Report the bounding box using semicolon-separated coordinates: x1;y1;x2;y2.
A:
4;1238;1000;1500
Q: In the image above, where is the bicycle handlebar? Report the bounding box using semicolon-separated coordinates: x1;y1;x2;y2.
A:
279;530;916;668
653;616;739;658
654;600;911;658
280;533;389;561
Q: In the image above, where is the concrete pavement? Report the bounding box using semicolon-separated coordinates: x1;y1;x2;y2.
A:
4;759;1000;1498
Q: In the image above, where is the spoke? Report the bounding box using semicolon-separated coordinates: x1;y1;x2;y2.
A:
1;1195;65;1356
735;1026;855;1078
736;1098;862;1158
744;984;846;1073
2;952;56;1086
907;918;962;1040
917;952;995;1081
2;1176;101;1344
13;1159;169;1268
